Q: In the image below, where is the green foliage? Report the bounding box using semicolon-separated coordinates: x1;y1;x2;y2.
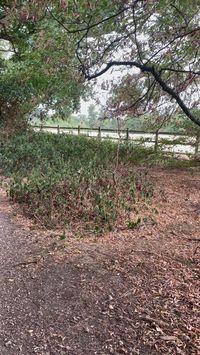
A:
127;217;141;230
1;1;199;130
59;234;66;240
87;104;99;127
0;131;156;232
0;7;87;127
175;112;200;136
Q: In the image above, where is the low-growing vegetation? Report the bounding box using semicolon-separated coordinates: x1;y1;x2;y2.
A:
0;131;158;232
0;131;197;233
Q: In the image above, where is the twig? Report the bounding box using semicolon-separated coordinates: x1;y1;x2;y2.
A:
13;257;42;268
117;287;136;300
139;315;169;328
187;238;200;242
33;213;48;230
194;246;199;255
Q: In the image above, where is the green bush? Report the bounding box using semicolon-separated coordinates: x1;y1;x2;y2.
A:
0;131;156;231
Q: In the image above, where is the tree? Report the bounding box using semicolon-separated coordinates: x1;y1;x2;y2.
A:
1;1;200;128
0;1;87;129
87;104;99;127
175;110;200;135
44;0;200;127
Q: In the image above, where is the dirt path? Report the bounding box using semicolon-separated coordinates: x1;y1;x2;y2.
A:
0;190;49;354
0;168;199;354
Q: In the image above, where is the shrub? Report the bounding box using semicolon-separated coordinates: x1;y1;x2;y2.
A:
0;131;155;232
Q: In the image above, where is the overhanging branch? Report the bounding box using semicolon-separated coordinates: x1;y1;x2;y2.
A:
83;61;200;126
160;67;200;75
48;5;131;34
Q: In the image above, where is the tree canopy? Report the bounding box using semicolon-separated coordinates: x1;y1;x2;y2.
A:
0;0;200;128
0;1;87;127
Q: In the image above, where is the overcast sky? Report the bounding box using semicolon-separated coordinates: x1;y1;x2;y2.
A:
79;66;140;115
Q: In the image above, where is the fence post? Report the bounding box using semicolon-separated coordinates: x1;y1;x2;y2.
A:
57;125;60;134
98;126;101;140
154;129;159;153
78;125;80;135
40;124;43;132
126;128;129;141
195;134;200;155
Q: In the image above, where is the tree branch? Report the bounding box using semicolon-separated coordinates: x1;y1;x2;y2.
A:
145;27;200;65
114;79;156;114
83;61;200;126
160;67;200;75
48;5;132;34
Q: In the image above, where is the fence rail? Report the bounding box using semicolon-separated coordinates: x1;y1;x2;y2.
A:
32;124;199;156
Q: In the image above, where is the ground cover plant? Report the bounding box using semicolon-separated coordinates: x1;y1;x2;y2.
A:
0;130;198;233
0;130;157;232
0;131;199;355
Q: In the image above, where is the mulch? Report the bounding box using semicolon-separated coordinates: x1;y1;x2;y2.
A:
0;167;199;354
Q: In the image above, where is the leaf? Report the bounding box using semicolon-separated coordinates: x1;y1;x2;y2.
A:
59;234;66;240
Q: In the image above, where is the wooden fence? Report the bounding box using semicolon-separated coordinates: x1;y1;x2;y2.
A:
32;125;199;156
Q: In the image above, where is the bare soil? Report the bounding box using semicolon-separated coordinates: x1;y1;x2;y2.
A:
0;167;199;355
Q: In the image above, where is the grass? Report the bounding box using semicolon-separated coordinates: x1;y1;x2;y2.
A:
0;130;198;233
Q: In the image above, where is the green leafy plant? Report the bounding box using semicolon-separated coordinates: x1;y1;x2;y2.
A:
0;131;158;233
127;217;141;230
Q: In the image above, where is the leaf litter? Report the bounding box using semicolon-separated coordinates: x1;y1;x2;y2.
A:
0;167;199;354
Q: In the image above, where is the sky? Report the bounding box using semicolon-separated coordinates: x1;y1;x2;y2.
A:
78;66;140;116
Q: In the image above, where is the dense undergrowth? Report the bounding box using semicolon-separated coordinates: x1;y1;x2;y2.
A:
0;131;196;233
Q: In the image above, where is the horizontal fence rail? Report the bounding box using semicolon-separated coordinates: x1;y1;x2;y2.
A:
32;125;199;156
